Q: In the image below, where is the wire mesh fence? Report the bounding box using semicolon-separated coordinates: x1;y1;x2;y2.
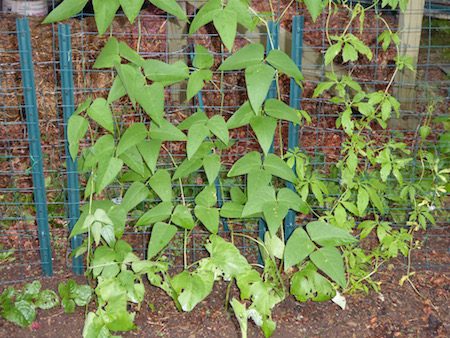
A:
0;0;448;285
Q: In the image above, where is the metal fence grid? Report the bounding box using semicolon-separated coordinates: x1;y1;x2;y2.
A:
0;0;448;284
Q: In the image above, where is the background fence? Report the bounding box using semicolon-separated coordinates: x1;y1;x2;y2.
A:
0;0;449;285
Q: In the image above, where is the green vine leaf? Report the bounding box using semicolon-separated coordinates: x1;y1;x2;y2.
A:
266;49;304;85
193;45;214;69
195;185;217;208
284;227;315;270
310;247;346;288
213;8;237;51
227;151;262;177
136;202;173;226
108;76;127;103
120;182;149;212
219;202;244;218
303;0;325;22
173;158;203;180
149;0;187;21
189;0;221;35
93;38;120;69
116;123;148;156
150;119;187;142
137;139;161;174
119;0;145;24
170;271;214;312
143;60;189;86
203;153;221;185
96;157;123;194
306;221;357;247
149;169;173;202
324;42;343;66
290;262;336;302
194;206;220;234
245;63;276;114
357;187;370;216
148;223;178;259
119;146;145;176
93;0;121;36
263;201;289;235
207;115;229;145
227;101;255;129
187;123;210;159
135;83;165;124
187;70;213;101
264;99;301;124
263;154;297;183
43;0;89;24
87;98;115;133
277;188;309;214
178;111;209;130
172;205;195;230
219;43;265;71
67;115;88;161
250;116;277;156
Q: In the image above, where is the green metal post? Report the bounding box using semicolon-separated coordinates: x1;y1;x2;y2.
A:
58;24;84;274
258;21;280;263
16;17;53;276
284;16;304;240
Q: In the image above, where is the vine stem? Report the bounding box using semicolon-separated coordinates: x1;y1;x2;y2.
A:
161;144;188;268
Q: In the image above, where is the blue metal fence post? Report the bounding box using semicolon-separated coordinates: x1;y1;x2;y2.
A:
16;17;53;276
258;21;280;263
284;16;304;241
58;24;84;274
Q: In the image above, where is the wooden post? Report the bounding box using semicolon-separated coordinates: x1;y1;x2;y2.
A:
392;0;425;129
167;1;188;106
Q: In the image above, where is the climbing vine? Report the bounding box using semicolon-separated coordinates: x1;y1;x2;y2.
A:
41;0;448;337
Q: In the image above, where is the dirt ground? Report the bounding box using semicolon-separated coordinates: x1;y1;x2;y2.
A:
0;260;448;338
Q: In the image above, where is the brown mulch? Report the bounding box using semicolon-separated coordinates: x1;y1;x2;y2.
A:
0;264;448;338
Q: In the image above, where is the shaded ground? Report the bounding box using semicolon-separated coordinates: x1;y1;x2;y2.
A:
1;263;448;338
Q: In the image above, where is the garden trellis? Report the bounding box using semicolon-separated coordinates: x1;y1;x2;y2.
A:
0;0;448;287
